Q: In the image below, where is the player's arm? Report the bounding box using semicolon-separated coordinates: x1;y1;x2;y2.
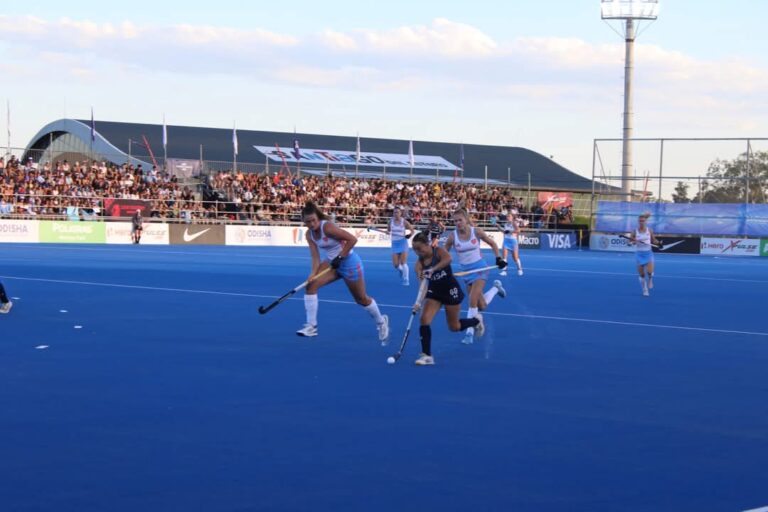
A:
429;247;452;273
323;222;357;258
415;258;424;280
476;227;501;259
404;220;416;238
443;231;455;252
649;229;661;246
476;227;506;268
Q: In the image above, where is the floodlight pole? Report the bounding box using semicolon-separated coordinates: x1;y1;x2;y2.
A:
621;18;635;200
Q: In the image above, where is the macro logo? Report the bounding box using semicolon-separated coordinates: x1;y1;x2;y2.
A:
292;227;305;245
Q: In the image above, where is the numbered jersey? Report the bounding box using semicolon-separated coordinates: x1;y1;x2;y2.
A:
422;251;464;306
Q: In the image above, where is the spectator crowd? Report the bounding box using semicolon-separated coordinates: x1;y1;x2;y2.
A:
1;155;574;227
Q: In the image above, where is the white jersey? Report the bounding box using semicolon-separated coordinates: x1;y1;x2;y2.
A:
390;217;406;241
453;227;483;265
635;228;652;252
503;221;518;240
310;220;351;260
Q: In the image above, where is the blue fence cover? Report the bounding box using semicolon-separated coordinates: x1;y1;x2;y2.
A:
596;202;768;236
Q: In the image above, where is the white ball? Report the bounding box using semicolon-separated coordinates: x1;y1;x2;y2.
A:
387;356;396;365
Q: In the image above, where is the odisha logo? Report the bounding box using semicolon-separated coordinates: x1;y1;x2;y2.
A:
599;237;610;249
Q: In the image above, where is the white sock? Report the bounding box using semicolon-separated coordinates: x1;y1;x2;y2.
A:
638;276;646;289
395;265;402;277
466;307;478;336
516;259;523;271
401;264;409;281
305;294;318;326
483;287;498;305
647;273;653;281
364;298;385;324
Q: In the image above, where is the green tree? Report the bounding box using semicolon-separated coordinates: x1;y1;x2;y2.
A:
693;151;768;203
672;181;690;203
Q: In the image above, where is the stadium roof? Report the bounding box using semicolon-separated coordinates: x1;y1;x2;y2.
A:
25;118;595;190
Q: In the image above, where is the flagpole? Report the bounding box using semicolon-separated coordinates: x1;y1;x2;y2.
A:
90;107;94;162
6;99;10;158
233;122;238;172
162;114;168;170
355;132;360;178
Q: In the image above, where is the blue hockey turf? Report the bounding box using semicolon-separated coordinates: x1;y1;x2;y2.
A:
1;244;767;512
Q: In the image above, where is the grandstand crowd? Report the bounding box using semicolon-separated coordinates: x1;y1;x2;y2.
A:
1;155;574;227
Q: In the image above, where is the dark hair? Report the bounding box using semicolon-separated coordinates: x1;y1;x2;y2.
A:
412;232;430;246
302;201;327;220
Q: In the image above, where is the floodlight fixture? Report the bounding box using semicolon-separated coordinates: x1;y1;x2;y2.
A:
601;0;659;20
601;0;659;198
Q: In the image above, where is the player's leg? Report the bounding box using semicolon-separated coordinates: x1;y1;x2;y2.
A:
297;262;338;337
0;280;12;313
398;250;409;285
646;260;655;289
415;299;441;365
462;279;486;344
500;247;509;276
445;303;481;334
342;256;389;343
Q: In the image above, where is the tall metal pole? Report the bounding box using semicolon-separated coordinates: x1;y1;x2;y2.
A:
745;139;751;204
621;19;636;200
5;99;10;158
128;139;132;165
507;166;511;185
657;138;664;202
484;165;488;189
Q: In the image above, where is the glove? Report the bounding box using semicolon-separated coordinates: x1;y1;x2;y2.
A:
405;232;412;239
496;257;508;269
503;230;511;235
421;267;433;279
331;256;343;269
657;240;664;249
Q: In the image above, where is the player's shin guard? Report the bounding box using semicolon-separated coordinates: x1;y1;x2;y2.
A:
304;294;319;326
419;325;432;356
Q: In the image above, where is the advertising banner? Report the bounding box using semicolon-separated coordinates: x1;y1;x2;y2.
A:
537;192;573;209
761;239;768;257
103;198;152;218
540;231;577;250
518;232;541;250
652;236;701;254
253;146;461;172
590;233;634;252
700;237;761;256
0;220;39;243
39;221;106;243
169;224;225;245
105;222;170;245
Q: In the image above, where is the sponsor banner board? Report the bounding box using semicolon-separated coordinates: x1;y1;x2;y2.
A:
590;233;634;252
253;145;460;172
652;236;701;254
761;239;768;257
105;222;170;245
0;219;39;243
700;237;761;256
538;192;573;209
169;224;225;245
540;231;577;250
103;199;152;218
518;232;541;250
39;221;106;243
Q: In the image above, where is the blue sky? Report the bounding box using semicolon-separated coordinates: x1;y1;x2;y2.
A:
2;0;767;178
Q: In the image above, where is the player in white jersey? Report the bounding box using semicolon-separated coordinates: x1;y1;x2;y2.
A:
498;210;523;277
388;207;415;286
296;202;390;343
626;213;661;296
444;209;508;345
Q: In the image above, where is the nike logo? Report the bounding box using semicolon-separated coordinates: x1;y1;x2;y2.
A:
183;228;211;242
659;240;685;251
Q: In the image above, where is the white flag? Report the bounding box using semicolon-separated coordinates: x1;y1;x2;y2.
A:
408;140;414;167
162;115;168;149
232;124;238;156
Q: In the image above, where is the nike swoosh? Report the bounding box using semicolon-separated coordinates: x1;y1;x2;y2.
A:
183;228;211;242
660;240;685;251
